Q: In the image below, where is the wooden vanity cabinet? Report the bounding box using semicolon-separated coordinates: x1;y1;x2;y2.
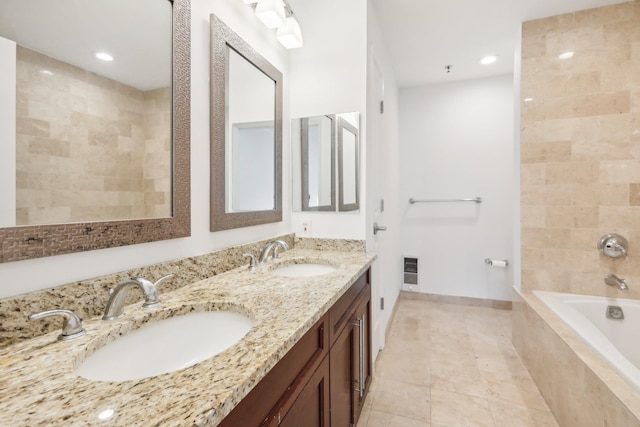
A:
329;270;372;427
218;314;329;427
218;268;371;427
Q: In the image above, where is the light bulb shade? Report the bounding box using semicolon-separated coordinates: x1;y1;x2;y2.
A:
242;0;256;4
255;0;286;29
277;16;303;49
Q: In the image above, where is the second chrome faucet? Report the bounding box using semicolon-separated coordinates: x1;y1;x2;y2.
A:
103;274;174;320
243;240;290;270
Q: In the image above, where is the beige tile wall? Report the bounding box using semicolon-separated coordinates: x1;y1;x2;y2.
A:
15;46;171;225
521;1;640;298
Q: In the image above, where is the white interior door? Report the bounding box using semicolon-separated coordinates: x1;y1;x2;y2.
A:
370;56;387;353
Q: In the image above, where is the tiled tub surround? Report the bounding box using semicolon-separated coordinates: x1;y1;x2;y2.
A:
15;46;171;225
512;290;640;426
0;234;320;347
520;1;640;297
517;3;640;426
0;245;374;426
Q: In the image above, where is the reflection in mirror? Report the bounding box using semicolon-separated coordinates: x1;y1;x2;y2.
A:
0;0;173;226
338;116;360;211
226;48;276;212
300;115;335;211
0;0;191;263
292;112;359;213
210;14;283;232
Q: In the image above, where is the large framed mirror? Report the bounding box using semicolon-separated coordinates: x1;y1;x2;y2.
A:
210;14;283;231
292;112;360;213
0;0;190;263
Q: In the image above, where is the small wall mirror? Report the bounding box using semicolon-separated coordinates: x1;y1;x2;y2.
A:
292;112;360;212
292;115;336;211
210;14;283;231
0;0;190;263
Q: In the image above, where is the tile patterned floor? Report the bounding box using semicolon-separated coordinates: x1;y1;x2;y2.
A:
357;299;560;427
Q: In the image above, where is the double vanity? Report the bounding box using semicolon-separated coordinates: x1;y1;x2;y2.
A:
0;245;374;426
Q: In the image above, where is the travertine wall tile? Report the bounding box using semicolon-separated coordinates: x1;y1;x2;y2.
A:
15;46;171;225
521;2;640;297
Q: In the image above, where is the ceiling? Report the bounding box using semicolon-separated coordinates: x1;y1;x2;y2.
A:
371;0;628;88
0;0;171;91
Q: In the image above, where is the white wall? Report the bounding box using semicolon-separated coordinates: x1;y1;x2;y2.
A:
289;0;368;240
0;0;291;299
398;75;514;301
0;36;16;227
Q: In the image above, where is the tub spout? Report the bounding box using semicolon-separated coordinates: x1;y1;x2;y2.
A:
604;274;628;291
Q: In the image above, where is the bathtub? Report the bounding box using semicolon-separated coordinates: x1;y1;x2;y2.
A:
533;290;640;391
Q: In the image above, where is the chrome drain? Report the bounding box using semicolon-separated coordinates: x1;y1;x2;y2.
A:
606;305;624;320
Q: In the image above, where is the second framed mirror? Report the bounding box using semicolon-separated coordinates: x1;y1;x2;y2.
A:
210;14;283;231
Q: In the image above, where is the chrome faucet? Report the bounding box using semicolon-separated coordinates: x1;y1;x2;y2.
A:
605;274;628;291
28;309;86;341
259;240;290;263
103;274;174;320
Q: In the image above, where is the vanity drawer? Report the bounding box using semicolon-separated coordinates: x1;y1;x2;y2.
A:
329;269;370;345
218;313;328;427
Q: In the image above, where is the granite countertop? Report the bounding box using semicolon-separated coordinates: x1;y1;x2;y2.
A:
0;248;375;426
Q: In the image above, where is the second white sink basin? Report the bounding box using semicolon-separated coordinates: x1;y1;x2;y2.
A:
272;263;337;278
75;310;253;382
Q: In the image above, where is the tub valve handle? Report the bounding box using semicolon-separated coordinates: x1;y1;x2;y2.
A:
598;234;628;259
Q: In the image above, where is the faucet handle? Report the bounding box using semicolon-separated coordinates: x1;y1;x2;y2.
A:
28;309;86;341
243;253;259;270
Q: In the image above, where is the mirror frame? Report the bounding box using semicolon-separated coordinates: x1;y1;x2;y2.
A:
0;0;191;263
210;14;283;231
337;116;360;212
301;115;336;211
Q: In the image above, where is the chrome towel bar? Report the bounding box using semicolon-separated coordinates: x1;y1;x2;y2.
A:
409;197;482;204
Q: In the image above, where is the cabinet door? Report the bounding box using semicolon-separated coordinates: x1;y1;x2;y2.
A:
353;292;372;421
330;321;356;427
279;355;330;427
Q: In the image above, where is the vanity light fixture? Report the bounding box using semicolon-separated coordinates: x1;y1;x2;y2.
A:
241;0;303;49
255;0;286;29
558;51;574;59
95;52;114;61
277;16;303;48
480;55;498;65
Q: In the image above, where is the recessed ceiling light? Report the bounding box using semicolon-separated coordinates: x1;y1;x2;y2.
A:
558;51;574;60
480;55;498;65
95;52;114;61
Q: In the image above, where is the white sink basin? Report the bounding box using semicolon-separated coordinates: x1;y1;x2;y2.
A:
75;311;253;382
272;263;337;278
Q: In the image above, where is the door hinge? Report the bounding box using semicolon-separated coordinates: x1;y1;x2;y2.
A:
380;297;385;310
380;100;384;114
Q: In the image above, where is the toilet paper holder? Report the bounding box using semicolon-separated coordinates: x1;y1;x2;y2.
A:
485;258;509;267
